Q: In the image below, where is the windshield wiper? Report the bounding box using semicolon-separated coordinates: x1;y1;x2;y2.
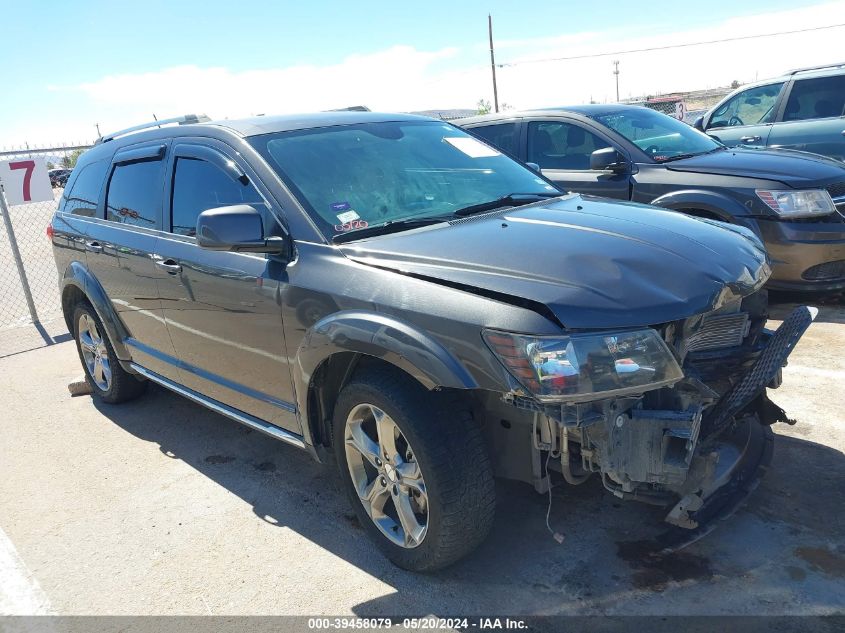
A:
453;192;560;217
660;146;725;163
331;216;451;243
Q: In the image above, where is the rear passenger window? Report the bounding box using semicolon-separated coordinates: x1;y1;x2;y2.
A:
470;123;519;157
63;160;108;217
105;160;162;228
783;76;845;121
170;158;263;236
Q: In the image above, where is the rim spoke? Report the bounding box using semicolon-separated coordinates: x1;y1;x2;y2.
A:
93;358;104;384
398;462;427;500
374;408;399;462
100;358;112;385
394;492;425;547
79;331;96;353
360;477;389;509
347;422;380;469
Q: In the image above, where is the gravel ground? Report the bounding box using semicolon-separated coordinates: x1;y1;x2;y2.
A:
0;299;842;617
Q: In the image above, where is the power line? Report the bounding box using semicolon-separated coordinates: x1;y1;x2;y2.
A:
497;23;845;68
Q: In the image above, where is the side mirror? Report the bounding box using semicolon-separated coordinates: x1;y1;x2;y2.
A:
196;205;287;255
590;147;628;173
525;162;541;172
693;116;704;131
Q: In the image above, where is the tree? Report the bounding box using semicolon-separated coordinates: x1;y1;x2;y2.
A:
62;149;85;169
47;161;55;170
476;99;492;115
730;79;741;89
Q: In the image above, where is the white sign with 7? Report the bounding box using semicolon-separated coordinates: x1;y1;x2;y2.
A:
0;157;54;205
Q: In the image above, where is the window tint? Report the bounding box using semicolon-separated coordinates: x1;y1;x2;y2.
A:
470;123;519;157
783;75;845;121
105;160;162;228
527;121;610;170
62;160;108;217
170;158;264;236
710;83;784;128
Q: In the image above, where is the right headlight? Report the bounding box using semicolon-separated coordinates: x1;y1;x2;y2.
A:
756;189;835;219
483;328;684;402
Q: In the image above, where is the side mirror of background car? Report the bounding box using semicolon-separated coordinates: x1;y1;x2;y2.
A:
590;147;628;173
196;205;288;255
525;162;541;172
693;116;705;131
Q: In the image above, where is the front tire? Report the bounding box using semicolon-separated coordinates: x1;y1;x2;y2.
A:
73;303;146;404
332;367;495;571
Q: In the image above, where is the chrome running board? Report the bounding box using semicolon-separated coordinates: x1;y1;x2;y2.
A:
130;363;307;450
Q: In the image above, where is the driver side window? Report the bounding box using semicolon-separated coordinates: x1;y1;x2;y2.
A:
170;157;264;236
709;82;784;129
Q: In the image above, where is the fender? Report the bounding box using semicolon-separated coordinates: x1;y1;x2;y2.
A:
650;189;750;222
61;261;132;361
294;310;478;418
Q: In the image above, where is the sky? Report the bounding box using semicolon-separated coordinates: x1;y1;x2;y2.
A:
2;0;845;146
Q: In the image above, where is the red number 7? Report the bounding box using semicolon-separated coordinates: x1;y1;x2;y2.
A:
10;160;36;202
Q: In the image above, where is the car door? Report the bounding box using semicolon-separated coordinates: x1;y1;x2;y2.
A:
85;141;180;380
704;82;785;148
525;118;630;199
766;74;845;162
155;141;300;433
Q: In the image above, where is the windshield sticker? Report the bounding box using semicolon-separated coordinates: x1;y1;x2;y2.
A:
330;201;352;212
336;210;360;223
334;219;368;232
444;137;501;158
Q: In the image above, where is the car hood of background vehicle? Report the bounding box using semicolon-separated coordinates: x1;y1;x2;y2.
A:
340;195;771;329
664;147;845;188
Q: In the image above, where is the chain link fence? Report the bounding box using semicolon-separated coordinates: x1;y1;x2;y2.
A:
1;187;65;325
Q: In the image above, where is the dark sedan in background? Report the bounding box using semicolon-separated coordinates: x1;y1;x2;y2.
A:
458;105;845;292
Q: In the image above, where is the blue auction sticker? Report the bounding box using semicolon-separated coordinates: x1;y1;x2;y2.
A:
330;201;351;212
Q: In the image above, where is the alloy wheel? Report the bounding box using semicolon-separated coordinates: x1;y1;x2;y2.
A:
78;313;112;391
344;403;428;548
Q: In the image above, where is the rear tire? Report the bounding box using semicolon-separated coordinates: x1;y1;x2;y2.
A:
332;366;495;571
72;303;146;404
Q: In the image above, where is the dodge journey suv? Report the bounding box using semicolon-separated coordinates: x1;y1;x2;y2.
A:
52;112;814;571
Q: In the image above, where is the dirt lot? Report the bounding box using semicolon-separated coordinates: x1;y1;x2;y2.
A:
0;299;843;617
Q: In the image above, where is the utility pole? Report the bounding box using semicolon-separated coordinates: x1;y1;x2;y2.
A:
488;14;499;113
613;60;620;102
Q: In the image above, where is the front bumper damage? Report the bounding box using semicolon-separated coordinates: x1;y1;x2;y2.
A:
512;304;816;547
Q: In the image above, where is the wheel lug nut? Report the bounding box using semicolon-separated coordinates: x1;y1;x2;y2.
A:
392;485;399;496
380;477;386;487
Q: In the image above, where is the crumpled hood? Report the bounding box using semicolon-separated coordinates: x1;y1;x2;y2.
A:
340;195;771;329
664;147;845;188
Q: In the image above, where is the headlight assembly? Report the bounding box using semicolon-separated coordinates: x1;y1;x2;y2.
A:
756;189;835;219
483;328;684;402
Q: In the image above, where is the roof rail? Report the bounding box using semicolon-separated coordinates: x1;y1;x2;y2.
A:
785;61;845;76
96;114;211;144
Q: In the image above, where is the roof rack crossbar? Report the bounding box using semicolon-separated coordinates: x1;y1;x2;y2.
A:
785;62;845;76
96;114;211;144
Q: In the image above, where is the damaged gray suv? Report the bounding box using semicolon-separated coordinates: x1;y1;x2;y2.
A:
51;111;815;571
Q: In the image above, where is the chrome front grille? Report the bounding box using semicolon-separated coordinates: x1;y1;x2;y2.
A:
683;312;750;354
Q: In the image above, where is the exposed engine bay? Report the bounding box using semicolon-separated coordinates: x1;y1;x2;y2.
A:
498;291;816;539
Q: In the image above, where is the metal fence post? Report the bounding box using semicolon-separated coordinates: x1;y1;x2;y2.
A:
0;185;40;324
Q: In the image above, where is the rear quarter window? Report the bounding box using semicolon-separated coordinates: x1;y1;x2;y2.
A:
61;159;108;217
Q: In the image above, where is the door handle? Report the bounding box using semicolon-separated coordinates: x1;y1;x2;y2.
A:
154;258;182;274
740;135;761;143
85;241;103;254
841;130;845;136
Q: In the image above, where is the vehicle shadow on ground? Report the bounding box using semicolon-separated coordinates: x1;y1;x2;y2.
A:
92;387;845;615
769;292;844;325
